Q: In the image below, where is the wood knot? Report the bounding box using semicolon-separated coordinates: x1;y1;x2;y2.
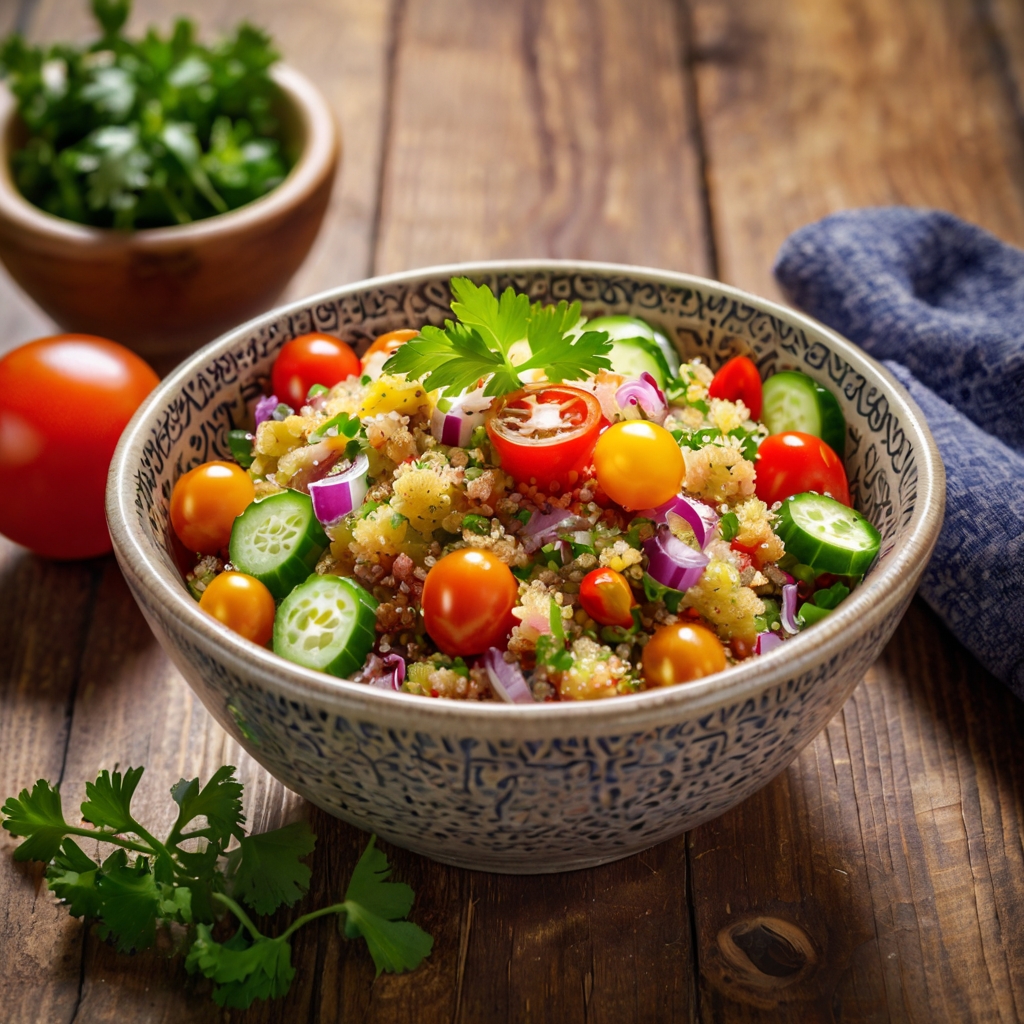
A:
716;916;817;991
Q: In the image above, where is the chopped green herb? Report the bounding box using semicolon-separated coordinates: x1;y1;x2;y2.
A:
462;513;490;535
306;384;329;401
227;428;255;468
272;403;293;421
719;512;739;542
642;572;686;614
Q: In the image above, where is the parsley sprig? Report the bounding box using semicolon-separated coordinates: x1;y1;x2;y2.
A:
1;766;432;1009
382;277;613;397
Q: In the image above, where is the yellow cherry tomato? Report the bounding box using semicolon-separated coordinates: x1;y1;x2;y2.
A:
170;461;254;555
593;421;684;510
642;622;726;687
199;571;276;646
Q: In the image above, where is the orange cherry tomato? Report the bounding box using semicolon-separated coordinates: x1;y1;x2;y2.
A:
486;384;603;492
708;355;763;419
642;622;727;687
170;461;254;555
0;334;159;559
421;548;518;656
579;568;635;628
271;333;361;407
362;328;419;369
754;431;850;507
198;571;276;646
593;420;684;510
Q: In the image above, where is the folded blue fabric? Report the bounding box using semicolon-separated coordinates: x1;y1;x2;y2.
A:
774;208;1024;696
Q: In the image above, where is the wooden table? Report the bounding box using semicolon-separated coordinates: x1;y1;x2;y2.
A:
3;0;1024;1020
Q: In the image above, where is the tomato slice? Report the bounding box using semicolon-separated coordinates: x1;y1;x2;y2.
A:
708;355;763;419
486;384;602;491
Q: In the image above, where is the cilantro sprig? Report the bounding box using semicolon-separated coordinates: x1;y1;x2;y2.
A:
382;277;613;397
1;765;432;1009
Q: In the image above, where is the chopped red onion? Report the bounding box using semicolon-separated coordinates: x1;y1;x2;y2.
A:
643;524;709;591
652;494;720;549
430;390;493;448
615;372;668;422
372;653;406;691
755;630;784;655
308;454;370;525
556;540;573;565
521;508;591;554
255;394;279;427
780;583;801;635
482;647;535;704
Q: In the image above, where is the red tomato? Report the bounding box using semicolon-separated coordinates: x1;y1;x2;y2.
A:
708;355;763;419
361;328;418;370
0;334;159;559
421;549;518;656
579;568;635;628
199;571;276;646
754;431;851;507
486;384;602;492
642;622;727;687
170;461;255;555
271;333;360;408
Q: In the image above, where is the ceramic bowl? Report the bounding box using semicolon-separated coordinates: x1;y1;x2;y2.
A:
106;262;945;873
0;65;338;371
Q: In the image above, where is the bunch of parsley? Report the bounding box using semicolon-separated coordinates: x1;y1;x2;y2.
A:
0;0;289;229
1;766;432;1009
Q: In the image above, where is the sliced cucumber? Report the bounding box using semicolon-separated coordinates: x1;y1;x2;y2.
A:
273;575;378;677
586;315;679;385
762;371;846;456
229;490;329;599
775;493;881;576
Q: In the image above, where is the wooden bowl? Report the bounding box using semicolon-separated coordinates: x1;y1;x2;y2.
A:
107;263;946;873
0;65;338;371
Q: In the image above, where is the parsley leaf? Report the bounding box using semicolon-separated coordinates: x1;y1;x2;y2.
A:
231;821;316;915
719;512;739;542
47;839;104;918
186;924;296;1009
450;277;530;355
92;848;163;952
1;779;69;862
81;766;145;833
168;764;244;846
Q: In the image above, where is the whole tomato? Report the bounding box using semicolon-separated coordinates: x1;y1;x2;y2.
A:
754;431;851;507
271;333;361;408
421;548;518;656
0;335;159;559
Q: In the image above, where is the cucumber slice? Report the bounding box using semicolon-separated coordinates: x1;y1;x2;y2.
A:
586;315;678;385
775;493;881;576
762;371;846;456
273;575;378;677
229;490;329;599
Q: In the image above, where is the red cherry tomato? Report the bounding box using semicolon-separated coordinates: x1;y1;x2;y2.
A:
579;568;635;628
170;461;255;555
642;622;727;687
486;384;602;492
708;355;763;419
361;328;418;370
754;431;851;507
198;571;276;646
0;334;159;559
271;333;360;408
421;549;519;656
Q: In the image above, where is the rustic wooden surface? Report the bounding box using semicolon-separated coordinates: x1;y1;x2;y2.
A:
2;0;1023;1021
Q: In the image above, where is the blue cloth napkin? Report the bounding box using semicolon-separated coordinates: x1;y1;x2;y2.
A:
774;208;1024;696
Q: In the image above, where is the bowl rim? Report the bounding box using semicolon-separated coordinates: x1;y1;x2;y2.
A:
108;259;946;726
0;64;338;249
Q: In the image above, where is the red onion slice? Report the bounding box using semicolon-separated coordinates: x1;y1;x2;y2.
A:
482;647;535;704
430;390;493;448
521;508;591;554
780;583;801;635
372;653;406;691
651;494;720;549
615;371;668;423
255;394;279;427
308;454;370;526
643;524;709;591
754;630;784;655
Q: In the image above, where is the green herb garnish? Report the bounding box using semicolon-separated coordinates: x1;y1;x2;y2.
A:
382;277;612;397
719;512;739;542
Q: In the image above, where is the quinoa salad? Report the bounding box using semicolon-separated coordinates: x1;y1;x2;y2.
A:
170;278;881;703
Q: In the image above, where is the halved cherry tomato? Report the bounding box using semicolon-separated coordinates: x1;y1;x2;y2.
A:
642;622;727;687
486;384;602;492
198;571;275;646
754;431;850;507
592;420;684;509
708;355;763;419
579;568;635;628
271;333;360;407
170;461;254;555
362;328;419;369
421;548;519;656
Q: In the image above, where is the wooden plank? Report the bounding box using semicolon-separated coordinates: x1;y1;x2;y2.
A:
688;0;1024;300
376;0;711;275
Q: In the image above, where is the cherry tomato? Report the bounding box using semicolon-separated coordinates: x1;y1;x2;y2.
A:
486;384;603;492
421;548;518;656
198;571;276;646
642;622;727;687
170;461;254;555
579;568;636;628
271;333;360;408
754;431;850;507
0;334;159;559
593;420;684;510
361;328;419;370
708;355;763;419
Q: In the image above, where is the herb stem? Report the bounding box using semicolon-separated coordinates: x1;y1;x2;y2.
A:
213;892;264;941
62;826;153;855
280;902;350;941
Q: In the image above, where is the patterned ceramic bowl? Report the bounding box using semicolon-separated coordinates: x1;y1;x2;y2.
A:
107;262;945;873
